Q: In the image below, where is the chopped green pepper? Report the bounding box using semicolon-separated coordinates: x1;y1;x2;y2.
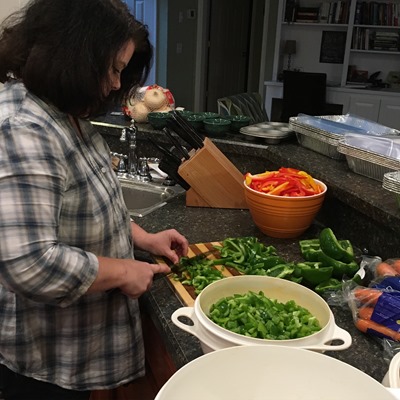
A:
319;228;354;263
295;262;333;286
314;278;343;294
208;290;322;340
318;251;359;279
265;263;295;279
299;239;322;262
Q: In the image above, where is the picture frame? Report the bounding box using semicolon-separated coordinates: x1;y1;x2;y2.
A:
319;31;346;64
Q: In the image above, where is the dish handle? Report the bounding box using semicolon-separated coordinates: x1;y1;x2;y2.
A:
171;307;201;338
303;324;352;352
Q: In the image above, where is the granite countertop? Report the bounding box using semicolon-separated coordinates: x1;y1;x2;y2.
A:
93;113;400;384
136;195;390;384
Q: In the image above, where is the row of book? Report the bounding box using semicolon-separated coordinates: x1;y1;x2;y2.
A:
320;1;350;24
284;1;351;23
352;27;400;50
355;1;400;26
284;1;400;26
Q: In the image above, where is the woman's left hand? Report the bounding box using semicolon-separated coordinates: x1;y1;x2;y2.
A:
132;223;189;264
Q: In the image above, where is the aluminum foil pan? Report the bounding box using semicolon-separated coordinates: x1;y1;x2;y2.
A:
337;139;400;181
382;171;400;208
289;114;400;160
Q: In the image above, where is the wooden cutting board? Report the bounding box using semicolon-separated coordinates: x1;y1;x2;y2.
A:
155;242;240;306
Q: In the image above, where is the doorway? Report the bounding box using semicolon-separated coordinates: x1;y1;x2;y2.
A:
205;0;253;112
123;0;157;86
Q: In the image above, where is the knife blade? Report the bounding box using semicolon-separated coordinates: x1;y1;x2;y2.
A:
158;157;190;190
170;249;221;272
147;137;182;165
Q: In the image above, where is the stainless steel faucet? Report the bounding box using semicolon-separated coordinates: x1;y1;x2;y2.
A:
118;121;152;182
120;122;138;178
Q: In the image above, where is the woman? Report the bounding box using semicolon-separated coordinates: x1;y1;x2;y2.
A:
0;0;188;399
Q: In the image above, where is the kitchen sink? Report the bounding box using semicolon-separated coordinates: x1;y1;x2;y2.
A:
118;177;185;217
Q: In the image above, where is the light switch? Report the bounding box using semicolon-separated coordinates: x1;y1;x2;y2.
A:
176;42;183;54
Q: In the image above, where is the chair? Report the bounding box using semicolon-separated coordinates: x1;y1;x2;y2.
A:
217;92;269;124
280;71;327;122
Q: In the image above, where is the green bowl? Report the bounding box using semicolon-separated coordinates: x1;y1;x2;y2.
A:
200;112;220;119
186;113;206;130
176;110;194;119
224;115;251;131
147;112;172;130
203;118;231;136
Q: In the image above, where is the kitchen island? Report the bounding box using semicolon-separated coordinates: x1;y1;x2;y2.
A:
95;116;400;395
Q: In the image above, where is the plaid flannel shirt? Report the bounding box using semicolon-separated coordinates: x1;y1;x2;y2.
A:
0;81;145;390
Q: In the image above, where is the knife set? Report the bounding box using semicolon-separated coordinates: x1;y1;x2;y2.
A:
150;110;248;209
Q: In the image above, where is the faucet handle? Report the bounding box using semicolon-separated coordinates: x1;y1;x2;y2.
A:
115;153;128;174
138;157;152;182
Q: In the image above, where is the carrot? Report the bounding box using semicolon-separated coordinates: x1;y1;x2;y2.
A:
356;318;400;342
391;259;400;274
353;287;382;306
376;261;398;277
358;306;374;320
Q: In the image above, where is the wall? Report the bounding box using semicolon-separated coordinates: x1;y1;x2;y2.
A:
0;0;28;23
166;0;198;110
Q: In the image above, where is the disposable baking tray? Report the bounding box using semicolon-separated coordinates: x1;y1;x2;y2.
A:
337;139;400;181
290;114;400;160
289;115;359;160
382;171;400;208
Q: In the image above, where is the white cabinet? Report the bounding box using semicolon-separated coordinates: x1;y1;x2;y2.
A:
378;97;400;128
348;94;380;120
347;92;400;129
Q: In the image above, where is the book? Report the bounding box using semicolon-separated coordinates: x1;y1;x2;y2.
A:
320;2;330;22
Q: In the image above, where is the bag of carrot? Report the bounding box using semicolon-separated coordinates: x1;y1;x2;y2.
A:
350;277;400;343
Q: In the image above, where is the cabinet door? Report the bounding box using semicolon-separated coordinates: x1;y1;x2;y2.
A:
348;94;380;121
378;98;400;130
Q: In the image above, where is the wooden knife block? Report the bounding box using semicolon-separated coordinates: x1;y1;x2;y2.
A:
178;137;248;209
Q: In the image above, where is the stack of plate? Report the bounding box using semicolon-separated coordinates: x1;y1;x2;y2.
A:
240;122;294;144
382;171;400;208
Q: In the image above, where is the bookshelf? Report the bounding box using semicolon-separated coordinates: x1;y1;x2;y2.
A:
272;0;400;88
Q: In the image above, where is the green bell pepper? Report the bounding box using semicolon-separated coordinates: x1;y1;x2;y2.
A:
314;278;343;294
319;228;354;263
318;251;359;279
299;239;322;262
295;262;333;286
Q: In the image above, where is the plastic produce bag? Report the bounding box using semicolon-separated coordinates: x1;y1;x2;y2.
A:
347;257;400;359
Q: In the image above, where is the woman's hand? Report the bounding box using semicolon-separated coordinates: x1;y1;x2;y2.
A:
118;259;171;299
89;257;171;298
132;223;189;264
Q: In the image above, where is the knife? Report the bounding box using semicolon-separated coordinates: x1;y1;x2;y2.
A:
147;137;182;165
166;117;204;150
171;249;221;272
170;110;205;147
162;127;190;160
158;157;190;190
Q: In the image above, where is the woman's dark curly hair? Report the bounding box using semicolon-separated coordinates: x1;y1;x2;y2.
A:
0;0;153;117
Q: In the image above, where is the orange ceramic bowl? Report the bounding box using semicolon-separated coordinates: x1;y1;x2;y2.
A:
244;179;327;239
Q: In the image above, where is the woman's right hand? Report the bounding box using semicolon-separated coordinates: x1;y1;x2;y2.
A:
118;259;171;299
88;256;171;298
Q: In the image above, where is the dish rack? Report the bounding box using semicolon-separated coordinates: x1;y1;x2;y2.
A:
289;115;348;160
382;171;400;208
337;140;400;182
